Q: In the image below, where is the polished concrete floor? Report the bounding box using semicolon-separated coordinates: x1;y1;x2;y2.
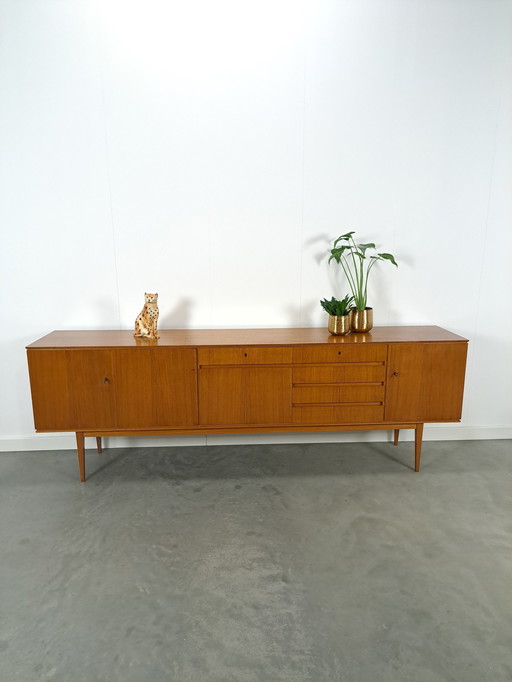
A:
1;439;511;682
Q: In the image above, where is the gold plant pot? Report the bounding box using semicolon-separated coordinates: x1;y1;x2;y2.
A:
328;314;351;336
350;307;373;333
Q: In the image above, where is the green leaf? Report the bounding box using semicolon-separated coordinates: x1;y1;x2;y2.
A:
358;242;376;255
320;294;354;316
329;245;353;262
378;252;398;267
333;232;355;247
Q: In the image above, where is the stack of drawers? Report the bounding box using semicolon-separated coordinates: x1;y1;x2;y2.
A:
291;345;388;424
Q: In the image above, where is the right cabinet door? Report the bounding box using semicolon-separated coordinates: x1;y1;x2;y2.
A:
385;342;468;422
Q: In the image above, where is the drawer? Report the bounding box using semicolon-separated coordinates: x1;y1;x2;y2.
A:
293;405;384;425
198;346;292;366
293;384;384;405
292;345;387;364
293;364;386;384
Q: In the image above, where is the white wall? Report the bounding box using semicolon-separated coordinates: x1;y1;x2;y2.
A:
1;0;511;451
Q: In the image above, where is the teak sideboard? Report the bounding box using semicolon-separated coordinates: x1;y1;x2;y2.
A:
26;326;468;482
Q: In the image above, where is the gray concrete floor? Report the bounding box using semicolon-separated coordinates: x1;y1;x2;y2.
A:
1;439;511;682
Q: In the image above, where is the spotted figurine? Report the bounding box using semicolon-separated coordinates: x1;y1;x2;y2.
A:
134;293;160;339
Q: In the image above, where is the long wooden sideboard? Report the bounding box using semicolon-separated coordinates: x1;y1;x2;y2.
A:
26;326;468;482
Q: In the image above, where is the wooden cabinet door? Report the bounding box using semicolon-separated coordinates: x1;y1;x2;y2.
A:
114;349;198;428
198;367;244;425
385;342;467;422
67;350;116;428
199;366;292;426
27;350;74;430
244;367;292;424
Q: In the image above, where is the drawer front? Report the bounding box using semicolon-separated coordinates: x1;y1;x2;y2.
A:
293;364;386;384
292;345;387;364
293;405;384;425
293;384;384;405
198;346;292;366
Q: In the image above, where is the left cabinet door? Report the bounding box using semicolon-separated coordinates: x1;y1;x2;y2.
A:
67;350;117;428
27;350;74;430
114;348;198;428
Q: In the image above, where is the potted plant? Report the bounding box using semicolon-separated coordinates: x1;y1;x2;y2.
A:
328;231;398;332
320;294;354;335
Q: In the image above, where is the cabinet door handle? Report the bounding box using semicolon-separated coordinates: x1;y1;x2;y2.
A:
392;371;399;377
104;377;110;384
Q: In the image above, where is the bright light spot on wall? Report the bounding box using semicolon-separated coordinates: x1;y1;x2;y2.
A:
94;0;313;89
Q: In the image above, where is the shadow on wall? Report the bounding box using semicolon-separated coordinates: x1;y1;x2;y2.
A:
160;298;194;329
283;301;317;327
307;232;332;266
281;233;332;327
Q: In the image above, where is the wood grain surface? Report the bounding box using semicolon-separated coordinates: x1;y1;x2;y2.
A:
27;326;468;349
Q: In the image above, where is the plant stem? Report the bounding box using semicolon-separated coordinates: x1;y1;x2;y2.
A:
351;238;360;295
359;253;365;307
363;258;378;305
349;235;367;309
339;255;357;300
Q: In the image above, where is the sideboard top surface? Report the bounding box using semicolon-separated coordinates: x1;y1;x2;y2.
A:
27;326;468;349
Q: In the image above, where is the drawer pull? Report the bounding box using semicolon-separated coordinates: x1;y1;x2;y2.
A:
392;371;399;377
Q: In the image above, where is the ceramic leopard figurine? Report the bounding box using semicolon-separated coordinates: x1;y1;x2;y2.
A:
134;293;160;339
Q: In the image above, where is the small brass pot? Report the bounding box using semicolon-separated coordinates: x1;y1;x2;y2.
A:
350;307;373;333
328;314;351;336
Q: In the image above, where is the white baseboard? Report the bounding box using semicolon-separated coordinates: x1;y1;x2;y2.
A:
0;425;510;452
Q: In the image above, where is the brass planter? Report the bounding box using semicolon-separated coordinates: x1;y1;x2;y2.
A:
350;307;373;333
328;314;351;336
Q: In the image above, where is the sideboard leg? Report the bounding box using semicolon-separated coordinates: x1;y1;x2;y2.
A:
414;423;424;472
76;432;86;482
96;437;102;454
393;429;400;446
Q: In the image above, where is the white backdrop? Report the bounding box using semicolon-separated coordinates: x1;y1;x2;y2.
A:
1;0;511;451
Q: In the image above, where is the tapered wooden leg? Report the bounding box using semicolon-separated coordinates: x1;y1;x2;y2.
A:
96;437;102;454
415;423;424;472
76;432;86;483
393;429;400;446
